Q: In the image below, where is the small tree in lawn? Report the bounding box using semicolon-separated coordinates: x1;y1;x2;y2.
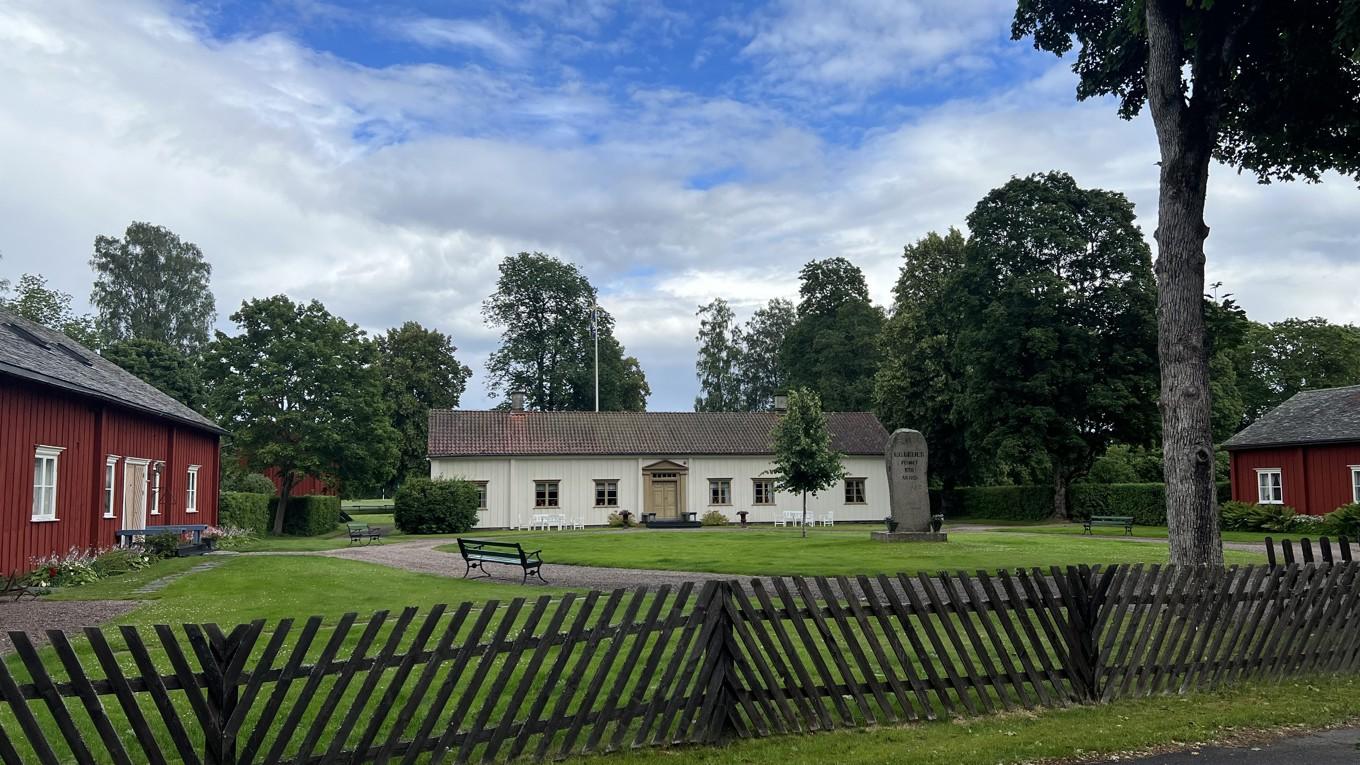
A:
769;388;845;538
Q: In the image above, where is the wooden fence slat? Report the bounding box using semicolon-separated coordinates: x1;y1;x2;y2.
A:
10;631;97;764
531;590;624;759
1195;567;1258;692
557;589;651;757
746;579;835;730
585;586;677;751
722;584;801;736
429;597;528;765
894;573;978;716
1100;564;1165;702
855;575;933;720
808;577;893;724
607;583;695;752
260;611;359;765
939;572;1017;711
82;626;169;765
834;576;919;722
630;585;707;748
767;578;856;725
374;602;473;765
0;714;26;765
45;630;135;765
995;571;1070;704
118;626;203;765
972;571;1049;708
485;594;584;762
318;608;419;765
0;639;64;765
459;596;554;764
238;615;324;765
874;574;957;717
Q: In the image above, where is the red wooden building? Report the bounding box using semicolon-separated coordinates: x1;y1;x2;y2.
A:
1224;384;1360;515
0;308;225;574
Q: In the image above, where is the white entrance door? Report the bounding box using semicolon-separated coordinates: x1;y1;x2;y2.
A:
123;460;150;530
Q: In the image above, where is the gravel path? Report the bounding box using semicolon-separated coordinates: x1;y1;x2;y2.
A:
0;599;141;654
313;539;735;590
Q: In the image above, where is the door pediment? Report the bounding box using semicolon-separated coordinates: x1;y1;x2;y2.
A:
642;459;688;473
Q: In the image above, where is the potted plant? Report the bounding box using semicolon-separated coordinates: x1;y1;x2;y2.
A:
930;514;945;533
201;526;226;551
883;516;898;533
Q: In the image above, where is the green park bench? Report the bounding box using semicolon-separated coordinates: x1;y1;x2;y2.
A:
457;538;547;584
1083;515;1134;536
347;523;385;545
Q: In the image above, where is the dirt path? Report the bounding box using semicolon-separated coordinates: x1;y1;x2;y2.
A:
0;599;141;654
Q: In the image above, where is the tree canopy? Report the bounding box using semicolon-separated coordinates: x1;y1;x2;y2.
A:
483;252;648;411
694;298;742;412
0;272;100;347
768;388;845;537
737;298;796;411
101;338;203;411
202;295;398;533
782;257;884;411
90;222;216;352
377;321;472;487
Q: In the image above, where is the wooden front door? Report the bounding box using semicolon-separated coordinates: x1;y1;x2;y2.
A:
123;461;149;530
651;481;679;519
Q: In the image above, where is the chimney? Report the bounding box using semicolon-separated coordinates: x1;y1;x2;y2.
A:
509;392;526;412
772;394;788;413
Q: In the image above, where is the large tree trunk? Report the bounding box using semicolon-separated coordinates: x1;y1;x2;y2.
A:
1145;0;1225;567
273;475;295;536
1052;466;1069;521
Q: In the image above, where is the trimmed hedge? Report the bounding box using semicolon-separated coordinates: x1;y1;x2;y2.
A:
936;480;1236;523
219;491;273;535
277;494;342;536
394;477;480;534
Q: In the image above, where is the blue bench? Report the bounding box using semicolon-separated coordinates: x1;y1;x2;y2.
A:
114;524;209;547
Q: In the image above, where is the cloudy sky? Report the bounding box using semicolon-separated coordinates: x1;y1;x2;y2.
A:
2;0;1357;411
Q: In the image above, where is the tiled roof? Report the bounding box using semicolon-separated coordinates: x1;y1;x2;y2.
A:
1223;384;1360;449
0;307;224;434
428;410;890;458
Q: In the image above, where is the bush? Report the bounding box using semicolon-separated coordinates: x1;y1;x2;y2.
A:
219;491;273;535
1069;483;1168;525
90;547;153;578
607;511;638;528
938;485;1055;521
701;510;730;526
393;478;479;534
278;495;343;536
142;533;182;559
1321;503;1360;538
1247;503;1299;533
1219;500;1256;531
23;548;101;588
235;473;278;495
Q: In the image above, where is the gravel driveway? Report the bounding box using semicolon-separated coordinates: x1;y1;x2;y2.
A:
0;599;141;655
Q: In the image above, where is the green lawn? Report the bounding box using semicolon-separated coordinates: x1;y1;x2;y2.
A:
982;522;1278;544
226;512;445;551
579;676;1360;765
437;527;1264;577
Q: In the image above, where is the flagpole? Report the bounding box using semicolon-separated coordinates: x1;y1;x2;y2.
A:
592;304;600;412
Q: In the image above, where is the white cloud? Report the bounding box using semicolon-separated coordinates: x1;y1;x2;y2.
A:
0;0;1355;412
392;17;529;65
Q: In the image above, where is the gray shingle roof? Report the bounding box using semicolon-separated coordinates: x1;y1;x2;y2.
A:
1222;384;1360;449
428;410;889;458
0;307;224;434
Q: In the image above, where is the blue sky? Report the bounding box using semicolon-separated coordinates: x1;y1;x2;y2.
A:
1;0;1357;411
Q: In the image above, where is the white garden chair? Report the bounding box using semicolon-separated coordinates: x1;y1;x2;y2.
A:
820;511;835;527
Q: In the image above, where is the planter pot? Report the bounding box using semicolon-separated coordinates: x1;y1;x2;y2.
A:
929;515;944;533
884;518;899;533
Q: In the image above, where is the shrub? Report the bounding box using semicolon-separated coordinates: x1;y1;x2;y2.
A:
701;510;729;526
1321;503;1360;538
940;485;1055;521
219;491;273;535
1219;500;1256;531
142;533;182;559
394;478;479;534
1247;503;1299;533
90;547;153;577
607;512;638;528
236;473;278;495
23;548;100;588
1069;483;1167;524
278;495;343;536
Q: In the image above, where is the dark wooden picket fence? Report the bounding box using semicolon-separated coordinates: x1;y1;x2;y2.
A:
1263;535;1355;567
5;563;1360;764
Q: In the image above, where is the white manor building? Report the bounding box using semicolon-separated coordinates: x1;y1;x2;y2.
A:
427;405;891;528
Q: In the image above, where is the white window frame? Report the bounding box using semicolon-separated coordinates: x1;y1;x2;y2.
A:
186;465;200;513
1351;466;1360;505
1256;468;1283;505
844;478;867;505
104;455;120;518
32;445;64;522
473;481;488;511
150;462;162;516
708;479;732;506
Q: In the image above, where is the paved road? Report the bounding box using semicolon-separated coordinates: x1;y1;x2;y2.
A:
1117;727;1360;763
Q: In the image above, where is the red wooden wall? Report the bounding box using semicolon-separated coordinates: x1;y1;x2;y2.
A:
0;376;221;574
262;466;337;496
1229;443;1360;515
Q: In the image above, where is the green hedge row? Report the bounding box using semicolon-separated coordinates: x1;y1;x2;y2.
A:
936;481;1233;523
219;491;273;535
277;495;342;536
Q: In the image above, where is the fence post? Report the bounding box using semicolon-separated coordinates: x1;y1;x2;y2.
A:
1062;566;1106;701
200;622;260;765
696;580;745;744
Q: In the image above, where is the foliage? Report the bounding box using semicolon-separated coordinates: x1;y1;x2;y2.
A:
89;221;216;352
219;491;274;535
1219;501;1302;533
224;472;278;496
1321;503;1360;539
781;258;884;411
142;533;182;560
393;477;479;534
377;321;471;488
1084;445;1164;485
1239;318;1360;422
202;295;399;533
607;511;638;528
768;388;845;536
89;547;154;578
1068;484;1168;525
951;172;1159;517
212;526;260;551
694;298;742;411
700;510;730;526
0;272;101;347
100;338;203;410
875;228;971;488
737;298;796;411
279;495;343;536
483;252;648;411
22;548;101;588
941;485;1056;522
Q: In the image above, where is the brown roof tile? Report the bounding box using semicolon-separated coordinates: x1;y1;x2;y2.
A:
427;410;890;458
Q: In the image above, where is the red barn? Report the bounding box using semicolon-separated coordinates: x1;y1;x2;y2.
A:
0;308;225;575
1224;384;1360;516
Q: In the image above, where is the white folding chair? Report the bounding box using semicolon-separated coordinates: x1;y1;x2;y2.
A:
821;511;835;527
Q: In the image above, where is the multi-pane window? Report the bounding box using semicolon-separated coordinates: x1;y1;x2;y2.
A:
474;482;488;510
595;480;619;507
150;464;161;516
32;446;63;521
752;479;775;506
186;465;200;513
845;478;867;504
1257;469;1283;505
1352;467;1360;504
104;456;119;518
535;481;560;508
709;479;732;505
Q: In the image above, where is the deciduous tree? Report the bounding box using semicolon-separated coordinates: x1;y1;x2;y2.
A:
0;272;100;347
782;258;884;411
90;222;216;352
694;298;742;411
738;298;796;411
377;321;471;487
1014;0;1360;564
101;338;203;410
202;296;398;533
768;388;845;538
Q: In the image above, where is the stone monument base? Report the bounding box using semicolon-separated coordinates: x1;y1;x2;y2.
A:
871;531;948;543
